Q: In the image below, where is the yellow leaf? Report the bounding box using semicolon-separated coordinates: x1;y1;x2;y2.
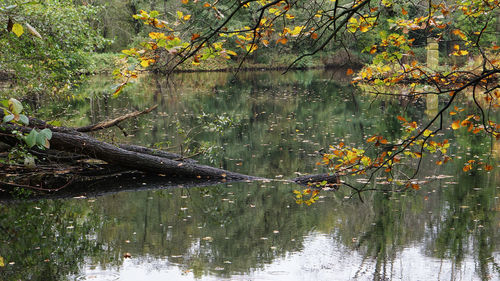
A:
140;60;150;67
451;120;460;130
289;26;304;36
0;256;4;267
182;0;189;3
12;23;24;37
183;14;191;21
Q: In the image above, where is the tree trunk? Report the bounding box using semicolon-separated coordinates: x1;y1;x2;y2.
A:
49;131;256;180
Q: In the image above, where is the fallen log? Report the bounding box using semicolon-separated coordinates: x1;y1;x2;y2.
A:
49;130;256;180
293;173;340;187
117;144;197;164
0;107;340;197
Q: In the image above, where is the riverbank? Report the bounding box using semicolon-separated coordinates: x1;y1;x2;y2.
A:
85;49;367;75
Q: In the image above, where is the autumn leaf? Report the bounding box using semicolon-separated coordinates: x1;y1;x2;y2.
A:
276;37;288;45
12;23;24;37
452;29;467;40
191;33;200;41
451;120;460;130
346;68;354;75
182;0;189;3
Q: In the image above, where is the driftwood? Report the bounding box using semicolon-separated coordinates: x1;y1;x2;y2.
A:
0;107;339;197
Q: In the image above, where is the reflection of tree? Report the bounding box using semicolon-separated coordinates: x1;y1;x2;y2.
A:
92;183;322;278
426;135;500;280
0;200;106;281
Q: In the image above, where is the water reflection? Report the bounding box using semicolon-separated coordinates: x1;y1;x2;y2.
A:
1;70;498;280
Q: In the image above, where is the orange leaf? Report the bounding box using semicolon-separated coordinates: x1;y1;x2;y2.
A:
485;165;493;171
191;33;200;41
397;115;406;122
276;37;288;45
311;32;318;39
402;8;408;15
346;68;354;75
182;0;188;4
451;120;460;130
203;2;211;7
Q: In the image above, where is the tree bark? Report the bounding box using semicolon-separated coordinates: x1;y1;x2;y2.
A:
49;130;256;180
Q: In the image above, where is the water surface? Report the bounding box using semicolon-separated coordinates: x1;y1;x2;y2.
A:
1;70;498;280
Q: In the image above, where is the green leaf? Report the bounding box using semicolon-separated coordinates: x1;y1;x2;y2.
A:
3;114;14;123
25;129;38;148
12;23;24;37
39;128;52;140
19;114;29;125
36;133;49;149
8;98;23;114
47;120;61;127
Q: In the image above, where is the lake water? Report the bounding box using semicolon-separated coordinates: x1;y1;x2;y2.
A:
1;70;498;280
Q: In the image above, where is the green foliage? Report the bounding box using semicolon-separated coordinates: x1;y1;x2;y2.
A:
0;0;110;98
1;98;52;165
